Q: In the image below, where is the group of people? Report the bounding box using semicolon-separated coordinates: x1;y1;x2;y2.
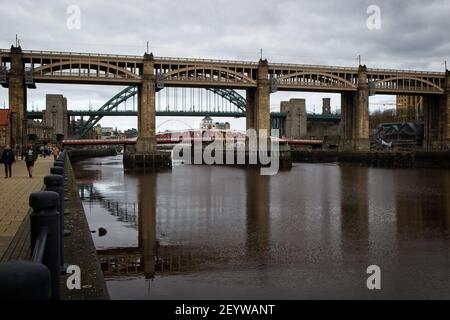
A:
0;144;60;179
38;144;60;159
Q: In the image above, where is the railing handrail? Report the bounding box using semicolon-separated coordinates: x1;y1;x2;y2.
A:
17;49;141;59
31;228;48;263
366;67;445;76
155;56;259;65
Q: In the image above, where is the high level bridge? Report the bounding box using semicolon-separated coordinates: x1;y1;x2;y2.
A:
1;47;449;153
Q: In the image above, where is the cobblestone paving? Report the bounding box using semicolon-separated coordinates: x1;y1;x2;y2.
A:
0;157;53;258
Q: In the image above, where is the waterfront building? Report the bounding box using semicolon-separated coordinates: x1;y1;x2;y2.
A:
200;116;230;130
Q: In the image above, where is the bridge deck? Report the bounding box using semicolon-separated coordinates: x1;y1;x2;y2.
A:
1;48;446;94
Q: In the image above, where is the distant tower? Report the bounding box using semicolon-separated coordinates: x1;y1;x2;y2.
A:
280;98;307;139
322;98;331;115
43;94;68;139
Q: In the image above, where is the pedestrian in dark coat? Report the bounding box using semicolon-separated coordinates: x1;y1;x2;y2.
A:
24;144;37;178
1;145;15;178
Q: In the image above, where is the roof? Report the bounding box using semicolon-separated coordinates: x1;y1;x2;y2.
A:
375;121;423;138
0;109;9;126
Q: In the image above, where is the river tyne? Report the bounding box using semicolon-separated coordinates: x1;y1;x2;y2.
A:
73;156;450;299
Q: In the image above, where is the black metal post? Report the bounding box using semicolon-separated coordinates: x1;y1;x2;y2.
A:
29;191;61;300
0;261;51;300
50;166;64;176
44;175;65;269
54;160;65;168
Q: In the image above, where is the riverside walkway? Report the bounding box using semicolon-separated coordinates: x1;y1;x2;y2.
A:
0;157;53;260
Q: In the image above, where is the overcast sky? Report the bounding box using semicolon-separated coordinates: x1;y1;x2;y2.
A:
1;0;449;131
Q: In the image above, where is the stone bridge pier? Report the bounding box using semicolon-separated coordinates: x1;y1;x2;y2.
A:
123;53;171;171
136;53;156;153
8;46;27;151
245;59;292;169
340;65;370;151
246;59;270;137
423;71;450;150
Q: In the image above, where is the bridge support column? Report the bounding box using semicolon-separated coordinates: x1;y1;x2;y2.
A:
423;94;448;150
136;53;156;153
444;71;450;149
8;46;27;151
246;88;256;131
123;53;171;171
246;59;270;137
340;66;369;151
340;92;356;150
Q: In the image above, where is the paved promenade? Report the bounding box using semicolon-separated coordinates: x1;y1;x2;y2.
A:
0;157;53;259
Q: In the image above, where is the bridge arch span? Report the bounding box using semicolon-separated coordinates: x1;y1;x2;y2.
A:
276;71;357;89
33;60;141;80
372;76;444;93
163;66;256;85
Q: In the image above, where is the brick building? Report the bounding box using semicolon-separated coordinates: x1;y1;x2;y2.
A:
0;109;10;148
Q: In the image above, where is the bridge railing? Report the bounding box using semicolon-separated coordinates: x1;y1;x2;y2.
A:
367;67;445;76
270;63;358;72
20;49;142;60
0;190;62;300
156;56;259;65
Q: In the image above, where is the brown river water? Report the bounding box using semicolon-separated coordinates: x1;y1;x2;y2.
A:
73;155;450;299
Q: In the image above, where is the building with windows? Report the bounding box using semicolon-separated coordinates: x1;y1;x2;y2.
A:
27;120;54;144
396;95;423;121
373;121;423;148
101;127;118;139
200;116;230;130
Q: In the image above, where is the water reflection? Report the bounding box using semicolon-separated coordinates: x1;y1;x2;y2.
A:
396;170;450;239
74;156;450;299
245;169;270;261
138;174;157;278
95;169;273;279
339;166;369;259
79;184;138;228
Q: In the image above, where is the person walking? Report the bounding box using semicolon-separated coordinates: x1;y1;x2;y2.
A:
25;144;37;178
1;145;15;178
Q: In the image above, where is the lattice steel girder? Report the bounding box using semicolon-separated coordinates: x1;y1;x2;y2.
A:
78;86;138;137
77;86;248;138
